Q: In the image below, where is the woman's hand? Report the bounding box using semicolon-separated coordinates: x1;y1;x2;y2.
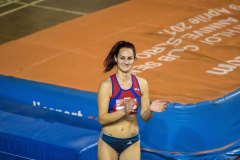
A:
150;99;168;112
123;98;136;115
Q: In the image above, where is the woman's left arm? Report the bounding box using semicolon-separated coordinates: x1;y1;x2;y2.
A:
139;77;168;121
139;78;152;121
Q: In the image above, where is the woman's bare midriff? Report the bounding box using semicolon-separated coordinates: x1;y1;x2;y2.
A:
102;115;139;138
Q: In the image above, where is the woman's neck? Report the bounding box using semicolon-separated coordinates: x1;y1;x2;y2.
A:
116;70;131;82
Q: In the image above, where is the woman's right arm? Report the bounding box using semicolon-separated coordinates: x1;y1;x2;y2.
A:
98;80;126;126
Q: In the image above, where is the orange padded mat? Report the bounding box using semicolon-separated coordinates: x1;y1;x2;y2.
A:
0;0;240;104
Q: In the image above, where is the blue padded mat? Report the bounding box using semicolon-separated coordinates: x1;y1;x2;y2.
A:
0;109;99;160
0;75;240;160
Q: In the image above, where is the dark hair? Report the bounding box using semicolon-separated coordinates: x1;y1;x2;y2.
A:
103;40;136;73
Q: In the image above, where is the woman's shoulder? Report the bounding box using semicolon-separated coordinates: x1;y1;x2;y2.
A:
134;75;148;85
99;77;112;90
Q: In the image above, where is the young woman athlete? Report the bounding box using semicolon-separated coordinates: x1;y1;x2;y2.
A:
98;40;168;160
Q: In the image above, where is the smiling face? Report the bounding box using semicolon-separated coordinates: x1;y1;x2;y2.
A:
114;47;135;73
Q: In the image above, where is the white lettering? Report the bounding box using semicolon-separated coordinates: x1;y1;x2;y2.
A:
206;64;236;75
32;100;84;117
206;56;240;75
166;37;183;46
227;57;240;66
229;4;240;11
158;56;176;62
158;22;192;35
132;61;162;73
136;44;166;59
182;17;238;40
189;8;231;24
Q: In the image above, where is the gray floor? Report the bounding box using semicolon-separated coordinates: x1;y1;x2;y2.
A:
0;0;127;45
